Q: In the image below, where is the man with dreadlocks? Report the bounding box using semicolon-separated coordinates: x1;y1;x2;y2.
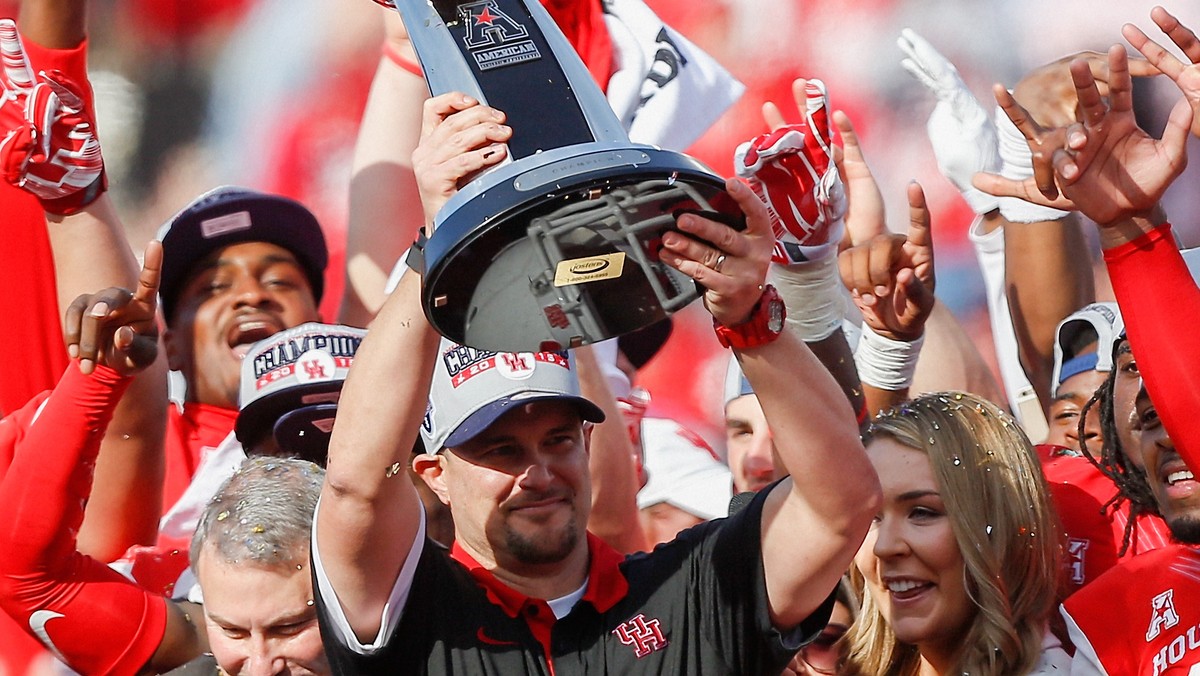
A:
1039;305;1171;597
975;13;1200;672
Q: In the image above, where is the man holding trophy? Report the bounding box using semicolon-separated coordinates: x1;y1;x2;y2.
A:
312;2;878;674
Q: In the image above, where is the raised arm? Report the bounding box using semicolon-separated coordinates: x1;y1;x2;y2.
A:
0;17;165;560
574;345;649;554
990;40;1200;467
339;8;429;327
737;78;865;423
998;51;1159;411
838;182;936;416
833;105;1003;412
316;91;509;640
0;244;208;673
660;177;880;629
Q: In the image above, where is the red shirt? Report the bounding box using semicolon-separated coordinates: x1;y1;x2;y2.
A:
1064;544;1200;674
1105;225;1200;477
1041;447;1172;597
162;402;238;516
0;35;102;674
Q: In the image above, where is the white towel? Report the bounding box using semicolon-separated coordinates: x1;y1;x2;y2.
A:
602;0;744;151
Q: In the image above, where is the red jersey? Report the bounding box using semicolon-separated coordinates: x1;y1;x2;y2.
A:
1041;447;1172;596
162;402;238;516
0;366;167;675
1063;544;1200;675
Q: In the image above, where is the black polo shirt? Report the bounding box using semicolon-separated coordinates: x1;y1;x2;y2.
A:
315;486;833;675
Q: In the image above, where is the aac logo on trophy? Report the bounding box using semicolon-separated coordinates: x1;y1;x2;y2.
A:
395;0;740;352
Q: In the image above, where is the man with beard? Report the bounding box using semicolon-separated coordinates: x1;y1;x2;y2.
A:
309;91;879;675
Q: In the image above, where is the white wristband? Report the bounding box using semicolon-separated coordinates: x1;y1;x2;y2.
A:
854;324;924;390
768;255;843;342
995;104;1070;223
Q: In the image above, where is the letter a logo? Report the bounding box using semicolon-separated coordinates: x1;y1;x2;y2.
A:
1147;589;1180;642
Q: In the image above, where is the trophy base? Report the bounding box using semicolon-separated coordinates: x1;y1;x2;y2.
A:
422;145;741;352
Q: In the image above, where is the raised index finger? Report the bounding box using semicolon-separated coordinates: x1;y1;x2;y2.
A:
0;20;34;94
905;182;932;250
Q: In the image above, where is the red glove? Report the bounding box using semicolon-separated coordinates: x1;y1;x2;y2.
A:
0;20;105;216
733;79;845;264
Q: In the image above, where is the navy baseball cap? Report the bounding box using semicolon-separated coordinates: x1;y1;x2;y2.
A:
422;339;605;454
156;186;328;321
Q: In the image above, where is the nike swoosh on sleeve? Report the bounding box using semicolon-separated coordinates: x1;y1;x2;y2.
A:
29;610;69;662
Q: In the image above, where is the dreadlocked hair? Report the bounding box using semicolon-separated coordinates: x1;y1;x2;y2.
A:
1077;364;1158;556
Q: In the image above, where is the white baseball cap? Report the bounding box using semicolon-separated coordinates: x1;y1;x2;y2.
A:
421;339;605;454
1050;302;1123;398
636;418;732;521
236;323;366;459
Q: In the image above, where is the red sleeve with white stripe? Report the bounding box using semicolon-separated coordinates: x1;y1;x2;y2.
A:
1104;224;1200;475
0;364;168;675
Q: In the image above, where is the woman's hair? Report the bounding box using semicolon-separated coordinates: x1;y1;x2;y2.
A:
844;392;1062;676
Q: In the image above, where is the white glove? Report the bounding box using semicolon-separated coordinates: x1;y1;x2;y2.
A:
898;28;999;215
994;104;1071;223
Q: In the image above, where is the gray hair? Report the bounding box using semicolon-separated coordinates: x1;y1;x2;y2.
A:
190;456;324;570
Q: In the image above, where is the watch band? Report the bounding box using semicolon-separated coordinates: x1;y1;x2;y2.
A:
713;284;786;349
405;228;429;274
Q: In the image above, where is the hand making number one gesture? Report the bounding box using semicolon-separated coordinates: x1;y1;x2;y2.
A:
63;241;162;377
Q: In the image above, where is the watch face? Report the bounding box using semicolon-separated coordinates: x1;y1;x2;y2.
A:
767;299;784;333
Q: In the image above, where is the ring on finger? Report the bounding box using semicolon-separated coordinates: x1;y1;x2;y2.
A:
714;254;727;273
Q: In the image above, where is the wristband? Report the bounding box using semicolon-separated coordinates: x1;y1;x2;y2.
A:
39;170;107;216
854;323;924;390
382;41;423;78
768;254;843;342
995;104;1070;223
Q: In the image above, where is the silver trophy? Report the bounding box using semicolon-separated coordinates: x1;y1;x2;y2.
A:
396;0;740;352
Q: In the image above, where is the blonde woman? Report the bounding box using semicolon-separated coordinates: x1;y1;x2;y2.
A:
845;392;1068;676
